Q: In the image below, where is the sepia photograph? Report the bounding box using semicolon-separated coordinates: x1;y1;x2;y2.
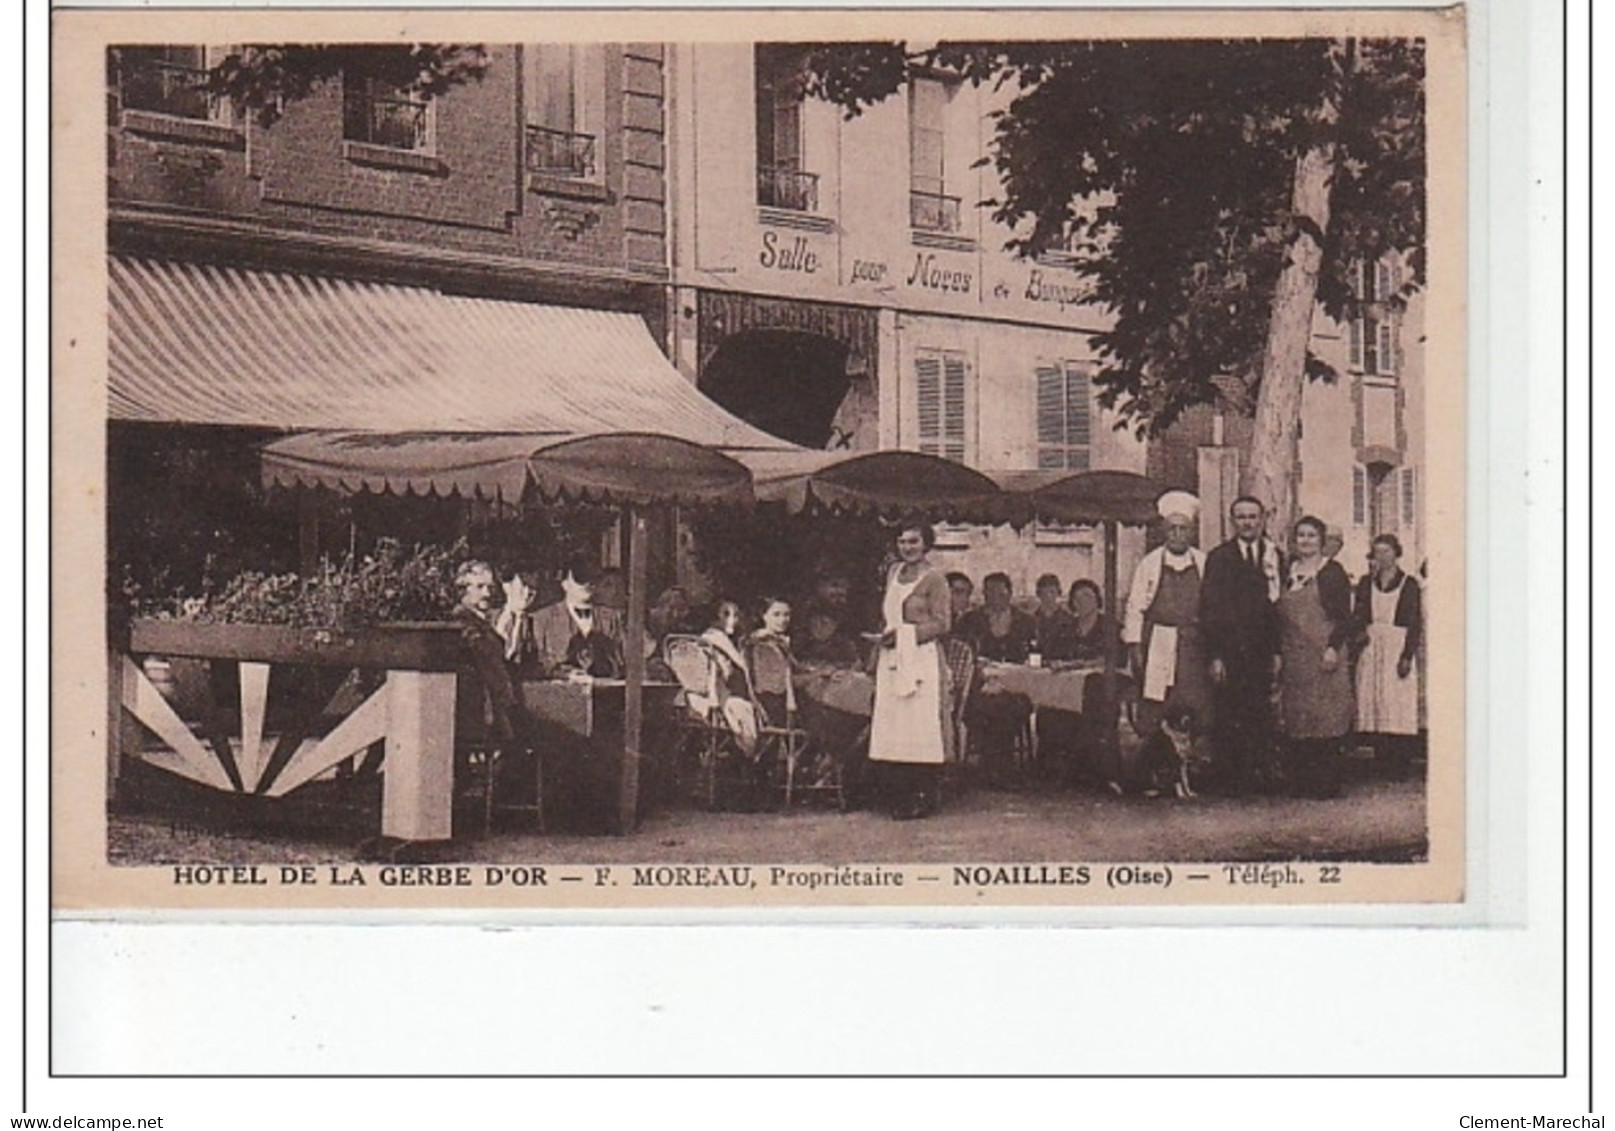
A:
53;7;1467;911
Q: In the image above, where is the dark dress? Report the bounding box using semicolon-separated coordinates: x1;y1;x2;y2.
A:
1035;610;1120;782
955;607;1037;774
1033;607;1082;662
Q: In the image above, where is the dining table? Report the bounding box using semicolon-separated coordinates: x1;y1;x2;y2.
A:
793;664;877;718
975;661;1106;713
518;674;681;830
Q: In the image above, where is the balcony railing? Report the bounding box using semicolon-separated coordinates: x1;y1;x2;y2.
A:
756;165;819;212
526;124;597;180
120;60;214;121
909;189;962;234
343;88;429;151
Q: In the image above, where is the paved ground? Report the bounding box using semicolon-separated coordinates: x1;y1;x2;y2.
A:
108;752;1426;866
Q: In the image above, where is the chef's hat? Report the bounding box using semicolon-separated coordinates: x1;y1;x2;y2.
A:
1157;490;1201;523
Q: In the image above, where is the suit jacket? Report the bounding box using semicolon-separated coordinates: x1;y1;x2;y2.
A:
1199;537;1283;666
452;605;520;745
510;600;625;677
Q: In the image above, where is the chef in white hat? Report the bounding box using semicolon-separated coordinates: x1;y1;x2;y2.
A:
1123;490;1214;740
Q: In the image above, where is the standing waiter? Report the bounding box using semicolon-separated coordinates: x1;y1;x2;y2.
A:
1199;495;1284;794
1122;491;1213;744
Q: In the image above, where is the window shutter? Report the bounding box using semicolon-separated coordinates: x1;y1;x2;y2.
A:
942;353;968;462
910;79;946;195
1065;363;1092;469
1375;260;1395;303
1401;467;1416;526
1352;466;1367;526
1377;318;1398;376
773;95;801;169
915;354;943;456
1036;364;1063;468
1349;317;1364;370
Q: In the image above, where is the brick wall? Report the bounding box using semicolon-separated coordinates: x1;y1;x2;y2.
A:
108;44;667;285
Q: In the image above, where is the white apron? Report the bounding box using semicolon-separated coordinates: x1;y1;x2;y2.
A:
868;568;946;765
1356;579;1419;735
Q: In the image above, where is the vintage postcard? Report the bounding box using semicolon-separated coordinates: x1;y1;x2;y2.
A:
53;5;1467;913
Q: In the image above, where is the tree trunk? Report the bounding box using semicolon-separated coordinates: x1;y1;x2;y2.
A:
1243;139;1335;541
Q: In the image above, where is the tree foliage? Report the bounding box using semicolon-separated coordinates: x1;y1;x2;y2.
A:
197;44;491;127
801;39;1425;436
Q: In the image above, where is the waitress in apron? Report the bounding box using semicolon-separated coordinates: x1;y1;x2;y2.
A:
1353;533;1423;776
868;522;954;820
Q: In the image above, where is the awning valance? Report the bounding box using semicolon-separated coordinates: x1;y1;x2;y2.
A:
736;449;1005;521
261;430;754;507
107;256;789;451
988;468;1167;526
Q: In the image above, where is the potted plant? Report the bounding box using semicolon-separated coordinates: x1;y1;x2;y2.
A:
124;539;470;671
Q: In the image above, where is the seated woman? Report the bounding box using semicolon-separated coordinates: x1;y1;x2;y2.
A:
746;596;797;726
953;572;1036;783
1031;573;1081;664
1040;579;1125;786
698;600;760;758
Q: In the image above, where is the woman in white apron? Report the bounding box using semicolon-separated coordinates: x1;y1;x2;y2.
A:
869;522;954;819
1353;534;1423;777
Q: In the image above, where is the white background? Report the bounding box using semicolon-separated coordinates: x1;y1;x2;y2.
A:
17;0;1596;1124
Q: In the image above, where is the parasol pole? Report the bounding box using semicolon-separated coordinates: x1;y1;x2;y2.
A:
618;503;649;834
1102;517;1121;762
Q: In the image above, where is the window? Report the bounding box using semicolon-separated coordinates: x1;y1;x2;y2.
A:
1035;361;1092;471
1349;258;1399;378
524;44;599;180
1401;466;1417;526
1352;465;1368;526
908;76;959;233
343;73;432;151
755;45;817;211
117;46;227;122
915;350;968;463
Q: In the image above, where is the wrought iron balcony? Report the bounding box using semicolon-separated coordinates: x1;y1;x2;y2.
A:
526;124;597;180
120;60;214;121
344;89;429;151
910;189;962;234
756;165;819;212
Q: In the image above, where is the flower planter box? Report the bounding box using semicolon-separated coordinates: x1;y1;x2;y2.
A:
128;618;467;672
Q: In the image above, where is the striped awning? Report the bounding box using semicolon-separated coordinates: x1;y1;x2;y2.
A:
107;256;789;450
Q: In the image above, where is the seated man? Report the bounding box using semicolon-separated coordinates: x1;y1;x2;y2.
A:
452;560;521;747
794;573;862;667
499;560;625;679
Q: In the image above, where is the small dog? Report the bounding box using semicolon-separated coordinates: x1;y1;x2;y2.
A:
1112;709;1200;799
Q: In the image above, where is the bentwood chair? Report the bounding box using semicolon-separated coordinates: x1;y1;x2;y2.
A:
747;636;833;810
663;634;734;808
939;636;978;800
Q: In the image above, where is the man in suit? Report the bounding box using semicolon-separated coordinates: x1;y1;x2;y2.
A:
451;559;522;748
1198;495;1284;794
498;560;625;679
